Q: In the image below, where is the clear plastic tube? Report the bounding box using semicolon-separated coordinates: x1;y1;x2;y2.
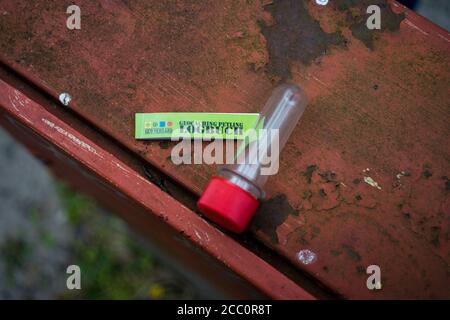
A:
197;84;308;233
219;84;308;199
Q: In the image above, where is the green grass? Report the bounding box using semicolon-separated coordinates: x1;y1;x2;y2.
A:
56;183;198;299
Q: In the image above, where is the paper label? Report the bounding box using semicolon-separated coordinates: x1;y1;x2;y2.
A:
135;113;261;140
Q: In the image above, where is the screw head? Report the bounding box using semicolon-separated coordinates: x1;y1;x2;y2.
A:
297;249;317;265
315;0;329;5
59;92;72;106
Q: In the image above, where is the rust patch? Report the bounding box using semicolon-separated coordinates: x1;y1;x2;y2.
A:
252;193;298;244
303;164;317;184
158;140;170;149
333;0;405;50
143;165;170;194
300;166;343;211
422;164;433;179
342;244;362;262
443;176;450;191
260;0;344;80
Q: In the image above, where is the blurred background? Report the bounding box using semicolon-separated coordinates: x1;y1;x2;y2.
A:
399;0;449;31
0;0;448;299
0;127;201;299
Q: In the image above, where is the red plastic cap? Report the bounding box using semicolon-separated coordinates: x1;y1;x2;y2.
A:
197;176;259;233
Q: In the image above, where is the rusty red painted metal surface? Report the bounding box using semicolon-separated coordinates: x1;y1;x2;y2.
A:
0;75;315;299
0;0;449;298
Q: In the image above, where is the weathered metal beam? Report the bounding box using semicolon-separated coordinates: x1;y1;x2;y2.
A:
0;72;315;299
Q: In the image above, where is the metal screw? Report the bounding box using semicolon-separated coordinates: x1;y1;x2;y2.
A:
59;92;72;106
315;0;328;6
297;249;317;265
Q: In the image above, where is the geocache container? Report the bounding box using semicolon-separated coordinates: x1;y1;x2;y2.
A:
197;84;308;233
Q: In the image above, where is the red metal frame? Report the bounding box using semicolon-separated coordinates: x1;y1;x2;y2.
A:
0;74;315;299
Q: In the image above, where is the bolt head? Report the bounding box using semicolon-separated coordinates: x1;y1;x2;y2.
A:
59;93;72;106
315;0;329;6
297;249;317;265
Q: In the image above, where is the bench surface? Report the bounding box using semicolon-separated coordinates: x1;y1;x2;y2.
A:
0;0;449;298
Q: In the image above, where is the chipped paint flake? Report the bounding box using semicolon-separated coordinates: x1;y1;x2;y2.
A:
8;88;31;112
363;176;381;190
114;161;130;174
396;171;407;180
18;114;32;124
194;230;202;240
312;75;326;86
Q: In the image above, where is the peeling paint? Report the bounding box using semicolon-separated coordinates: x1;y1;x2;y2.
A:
396;171;410;181
194;229;202;240
252;194;299;244
334;0;405;50
8;89;31;112
363;176;381;190
41;118;103;158
396;171;406;180
114;161;130;174
260;0;344;79
17;114;33;124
